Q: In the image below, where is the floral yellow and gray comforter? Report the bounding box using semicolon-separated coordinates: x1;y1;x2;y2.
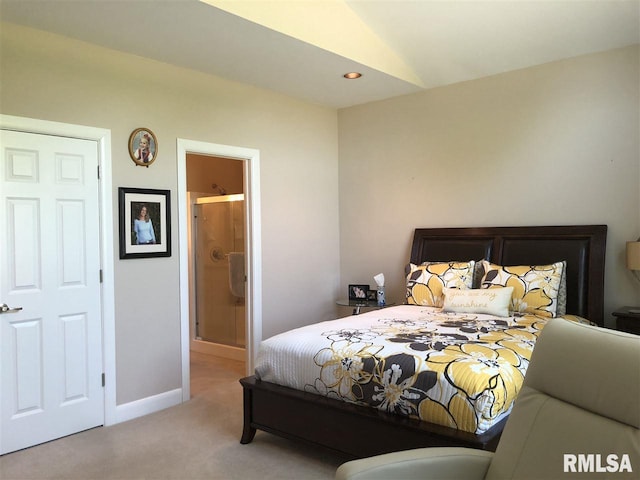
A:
255;305;560;434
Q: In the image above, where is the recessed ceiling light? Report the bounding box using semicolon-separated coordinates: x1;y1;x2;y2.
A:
343;72;362;79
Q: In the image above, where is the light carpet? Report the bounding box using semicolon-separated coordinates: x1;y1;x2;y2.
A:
0;352;347;480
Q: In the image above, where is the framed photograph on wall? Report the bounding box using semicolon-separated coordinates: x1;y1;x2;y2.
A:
118;187;171;259
348;284;369;301
128;128;158;167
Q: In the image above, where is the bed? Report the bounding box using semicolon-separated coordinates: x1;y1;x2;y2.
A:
239;225;607;459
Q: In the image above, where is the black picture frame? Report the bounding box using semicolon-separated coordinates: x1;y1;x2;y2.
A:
118;187;171;259
348;284;369;301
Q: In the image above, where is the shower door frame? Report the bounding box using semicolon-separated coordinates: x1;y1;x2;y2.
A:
191;193;246;361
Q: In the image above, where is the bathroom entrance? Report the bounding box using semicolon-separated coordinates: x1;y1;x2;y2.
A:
187;153;246;363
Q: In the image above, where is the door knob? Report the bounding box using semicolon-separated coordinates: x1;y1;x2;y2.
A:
0;303;22;314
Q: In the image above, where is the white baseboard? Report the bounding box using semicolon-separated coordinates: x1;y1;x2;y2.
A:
113;388;183;424
191;339;246;362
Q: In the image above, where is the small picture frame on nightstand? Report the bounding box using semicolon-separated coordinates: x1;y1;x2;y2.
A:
348;284;369;301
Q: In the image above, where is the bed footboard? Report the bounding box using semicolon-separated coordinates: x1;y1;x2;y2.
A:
239;375;504;459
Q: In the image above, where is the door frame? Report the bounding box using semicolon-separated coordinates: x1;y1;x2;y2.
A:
176;139;261;401
0;114;117;426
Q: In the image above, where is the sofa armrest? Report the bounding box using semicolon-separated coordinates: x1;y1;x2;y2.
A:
335;447;493;480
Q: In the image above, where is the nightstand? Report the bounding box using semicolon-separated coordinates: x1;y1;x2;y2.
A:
336;299;395;315
612;306;640;335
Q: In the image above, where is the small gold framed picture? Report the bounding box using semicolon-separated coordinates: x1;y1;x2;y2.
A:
128;128;158;167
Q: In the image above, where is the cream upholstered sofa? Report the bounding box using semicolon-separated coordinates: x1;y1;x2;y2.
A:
336;318;640;480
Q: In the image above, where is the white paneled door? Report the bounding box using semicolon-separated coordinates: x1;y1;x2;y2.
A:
0;130;104;454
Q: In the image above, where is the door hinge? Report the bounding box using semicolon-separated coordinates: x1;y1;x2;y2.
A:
102;373;105;387
99;270;103;283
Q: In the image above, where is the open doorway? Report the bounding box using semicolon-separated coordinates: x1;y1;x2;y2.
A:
177;139;262;403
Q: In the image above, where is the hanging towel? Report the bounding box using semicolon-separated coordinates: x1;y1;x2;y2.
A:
228;252;245;298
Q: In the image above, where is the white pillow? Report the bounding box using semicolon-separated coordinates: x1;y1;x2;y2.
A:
442;287;514;317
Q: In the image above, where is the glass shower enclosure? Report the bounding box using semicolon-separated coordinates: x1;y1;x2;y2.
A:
193;194;245;355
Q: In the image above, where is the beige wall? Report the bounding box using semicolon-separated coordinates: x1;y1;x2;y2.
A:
2;21;637;409
0;23;341;404
338;45;640;326
186;154;244;195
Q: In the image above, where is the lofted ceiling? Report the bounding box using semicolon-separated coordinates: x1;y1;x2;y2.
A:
1;0;638;108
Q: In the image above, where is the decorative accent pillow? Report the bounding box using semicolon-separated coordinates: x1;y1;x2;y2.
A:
406;261;475;307
563;314;597;326
556;264;567;316
480;260;565;317
472;261;486;289
442;287;514;317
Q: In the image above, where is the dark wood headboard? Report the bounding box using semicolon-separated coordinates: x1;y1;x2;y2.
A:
409;225;607;326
